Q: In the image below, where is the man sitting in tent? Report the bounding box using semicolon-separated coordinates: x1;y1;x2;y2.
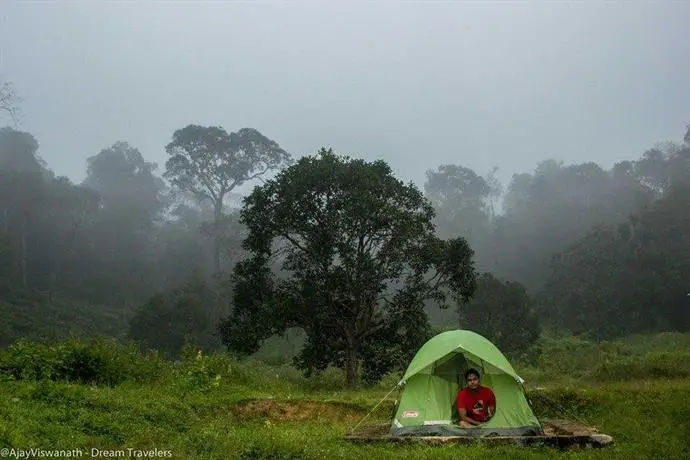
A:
456;368;496;428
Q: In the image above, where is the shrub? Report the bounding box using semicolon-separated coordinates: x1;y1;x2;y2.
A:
0;339;61;380
174;349;224;393
265;364;348;392
0;336;169;385
591;351;690;381
129;280;220;360
526;387;600;419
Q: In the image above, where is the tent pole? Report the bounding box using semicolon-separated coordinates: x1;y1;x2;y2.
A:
520;382;545;433
348;383;400;435
389;386;402;420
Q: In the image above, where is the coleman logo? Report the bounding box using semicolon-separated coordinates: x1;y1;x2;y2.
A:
402;411;418;418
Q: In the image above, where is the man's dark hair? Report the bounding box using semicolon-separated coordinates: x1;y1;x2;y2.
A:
465;368;480;381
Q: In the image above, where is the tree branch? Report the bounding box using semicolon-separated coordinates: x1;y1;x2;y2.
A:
0;81;21;127
277;231;314;258
244;164;271;182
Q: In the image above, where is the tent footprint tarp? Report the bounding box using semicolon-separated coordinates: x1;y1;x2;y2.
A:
389;329;542;437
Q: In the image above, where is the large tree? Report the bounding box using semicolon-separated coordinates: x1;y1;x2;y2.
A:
164;125;290;275
36;177;100;300
80;141;166;303
459;273;540;358
0;127;43;173
424;164;491;242
220;148;477;387
83;141;165;219
0;129;46;289
423;164;504;276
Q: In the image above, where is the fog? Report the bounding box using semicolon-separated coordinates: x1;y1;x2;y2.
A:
2;1;689;190
1;1;689;373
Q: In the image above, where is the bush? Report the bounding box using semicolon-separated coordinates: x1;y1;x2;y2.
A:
526;387;601;419
251;328;305;366
299;367;346;392
129;279;220;360
263;364;348;392
591;351;690;381
514;332;690;385
174;347;225;393
172;345;296;394
0;336;168;385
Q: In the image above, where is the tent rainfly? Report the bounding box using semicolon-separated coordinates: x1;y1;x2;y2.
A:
389;329;543;437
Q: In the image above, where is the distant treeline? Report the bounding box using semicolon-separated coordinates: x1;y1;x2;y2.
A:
424;131;690;339
0;107;688;379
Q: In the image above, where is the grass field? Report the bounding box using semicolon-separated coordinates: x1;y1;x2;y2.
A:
1;333;689;459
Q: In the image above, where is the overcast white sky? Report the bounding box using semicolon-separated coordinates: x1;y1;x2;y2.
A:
1;1;689;194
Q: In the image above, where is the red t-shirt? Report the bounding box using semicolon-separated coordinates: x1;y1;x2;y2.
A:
456;385;496;422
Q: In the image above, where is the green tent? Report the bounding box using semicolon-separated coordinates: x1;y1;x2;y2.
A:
389;330;543;437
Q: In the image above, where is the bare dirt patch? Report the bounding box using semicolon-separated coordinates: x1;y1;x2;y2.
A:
231;399;368;423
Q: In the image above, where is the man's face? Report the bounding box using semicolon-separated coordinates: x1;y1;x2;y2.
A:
466;374;480;390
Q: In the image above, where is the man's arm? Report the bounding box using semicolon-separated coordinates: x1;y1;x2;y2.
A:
486;393;496;419
458;408;481;426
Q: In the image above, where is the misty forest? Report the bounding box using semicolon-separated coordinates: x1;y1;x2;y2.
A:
1;3;690;457
2;78;688;370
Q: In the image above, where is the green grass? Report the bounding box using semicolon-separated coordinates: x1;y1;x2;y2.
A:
1;334;689;459
516;332;690;385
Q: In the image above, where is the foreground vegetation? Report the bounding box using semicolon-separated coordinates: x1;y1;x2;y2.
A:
1;333;688;459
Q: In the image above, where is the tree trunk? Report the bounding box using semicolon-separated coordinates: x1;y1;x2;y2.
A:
210;200;225;321
213;201;223;275
345;342;360;388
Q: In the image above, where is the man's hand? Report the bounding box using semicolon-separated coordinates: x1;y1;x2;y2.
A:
458;408;481;426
